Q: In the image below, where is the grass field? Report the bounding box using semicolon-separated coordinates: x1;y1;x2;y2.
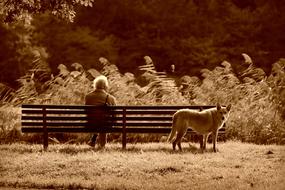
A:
0;141;284;190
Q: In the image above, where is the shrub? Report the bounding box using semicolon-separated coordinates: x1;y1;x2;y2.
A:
191;60;285;144
0;105;21;143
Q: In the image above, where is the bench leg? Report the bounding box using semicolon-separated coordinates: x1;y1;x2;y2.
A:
199;135;203;149
122;108;127;150
122;131;126;150
42;107;48;151
43;131;48;150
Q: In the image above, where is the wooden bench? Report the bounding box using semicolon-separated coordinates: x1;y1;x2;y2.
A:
21;104;225;150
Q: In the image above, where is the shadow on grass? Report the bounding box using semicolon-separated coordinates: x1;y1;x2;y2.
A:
0;142;217;155
114;143;216;154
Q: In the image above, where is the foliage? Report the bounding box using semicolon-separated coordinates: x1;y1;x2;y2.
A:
0;0;94;23
0;0;95;87
136;56;187;105
0;83;15;104
0;105;21;143
1;0;285;88
73;0;285;75
31;13;119;74
0;19;35;87
0;54;184;143
1;0;284;146
0;53;285;144
267;58;285;118
191;59;285;144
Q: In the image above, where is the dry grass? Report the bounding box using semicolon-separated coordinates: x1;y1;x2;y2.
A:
0;141;284;190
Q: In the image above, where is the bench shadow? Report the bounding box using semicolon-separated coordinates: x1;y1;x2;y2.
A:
50;144;214;154
8;142;215;154
114;143;215;154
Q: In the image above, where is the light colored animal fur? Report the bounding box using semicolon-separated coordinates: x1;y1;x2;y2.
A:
168;103;231;152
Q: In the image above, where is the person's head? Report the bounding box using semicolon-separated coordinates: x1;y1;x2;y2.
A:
93;75;109;90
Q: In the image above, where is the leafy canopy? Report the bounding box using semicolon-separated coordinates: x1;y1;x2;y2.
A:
0;0;94;23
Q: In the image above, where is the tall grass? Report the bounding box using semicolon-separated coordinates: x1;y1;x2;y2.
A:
0;56;284;145
0;105;21;143
191;60;285;144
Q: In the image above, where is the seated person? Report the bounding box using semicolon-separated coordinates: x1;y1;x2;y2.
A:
85;75;116;148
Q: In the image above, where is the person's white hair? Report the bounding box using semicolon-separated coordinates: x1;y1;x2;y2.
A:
93;75;109;90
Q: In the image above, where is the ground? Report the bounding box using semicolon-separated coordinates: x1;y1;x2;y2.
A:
0;141;284;190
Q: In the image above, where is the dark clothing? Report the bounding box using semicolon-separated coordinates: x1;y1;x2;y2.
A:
85;89;116;106
85;89;116;148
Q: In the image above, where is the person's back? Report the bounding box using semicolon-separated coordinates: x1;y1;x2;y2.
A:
85;75;116;148
85;89;115;106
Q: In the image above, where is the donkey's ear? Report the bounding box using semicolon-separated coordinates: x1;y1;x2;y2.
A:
217;103;221;110
227;104;232;111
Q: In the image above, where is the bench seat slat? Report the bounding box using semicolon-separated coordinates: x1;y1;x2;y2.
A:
22;127;123;133
21;127;225;133
21;121;173;127
22;110;181;115
21;116;173;121
22;110;88;115
21;125;225;131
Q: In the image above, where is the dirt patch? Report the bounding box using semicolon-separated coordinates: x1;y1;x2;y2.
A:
147;166;181;176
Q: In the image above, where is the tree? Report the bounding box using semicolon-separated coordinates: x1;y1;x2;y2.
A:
0;0;94;87
1;0;284;88
0;0;94;23
32;13;118;73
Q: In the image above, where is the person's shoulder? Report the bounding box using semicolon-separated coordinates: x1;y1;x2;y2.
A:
85;92;96;101
86;91;95;97
107;94;115;101
108;93;115;99
107;93;116;104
